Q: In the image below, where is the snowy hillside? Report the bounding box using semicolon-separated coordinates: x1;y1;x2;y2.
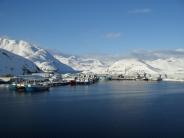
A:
0;37;184;81
146;58;184;74
146;58;184;81
131;50;184;80
107;57;184;81
0;38;75;73
55;52;184;81
54;55;108;74
107;58;161;75
0;48;40;76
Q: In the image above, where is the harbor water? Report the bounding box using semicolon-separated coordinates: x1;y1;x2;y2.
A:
0;81;184;137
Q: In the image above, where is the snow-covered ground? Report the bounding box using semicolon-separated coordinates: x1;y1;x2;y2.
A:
0;38;75;73
0;48;40;76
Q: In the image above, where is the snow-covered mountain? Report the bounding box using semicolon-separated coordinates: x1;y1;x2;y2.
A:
107;58;161;75
146;58;184;74
0;37;184;81
146;58;184;81
0;48;40;76
0;38;75;73
54;54;108;74
54;50;184;81
107;57;184;81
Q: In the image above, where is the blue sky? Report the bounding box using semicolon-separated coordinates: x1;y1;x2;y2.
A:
0;0;183;55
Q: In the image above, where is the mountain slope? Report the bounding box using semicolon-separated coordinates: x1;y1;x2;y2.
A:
1;37;184;80
0;38;75;73
0;48;40;76
54;55;108;74
146;58;184;74
146;58;184;80
107;57;184;81
108;58;161;75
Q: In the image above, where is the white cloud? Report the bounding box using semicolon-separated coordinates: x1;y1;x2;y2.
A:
131;49;184;60
176;49;184;52
104;32;121;39
128;8;152;14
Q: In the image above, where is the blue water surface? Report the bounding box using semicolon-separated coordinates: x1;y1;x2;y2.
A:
0;81;184;137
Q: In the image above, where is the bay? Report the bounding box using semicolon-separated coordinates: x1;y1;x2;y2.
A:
0;81;184;137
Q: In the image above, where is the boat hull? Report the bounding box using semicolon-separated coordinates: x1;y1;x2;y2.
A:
9;84;17;91
25;85;49;92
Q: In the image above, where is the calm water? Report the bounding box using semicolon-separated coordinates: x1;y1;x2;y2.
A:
0;81;184;137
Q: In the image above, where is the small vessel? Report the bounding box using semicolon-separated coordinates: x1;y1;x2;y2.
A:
70;80;77;86
16;83;26;91
49;76;69;87
50;81;69;87
9;82;25;91
9;82;49;92
9;83;18;91
25;83;50;92
76;79;91;85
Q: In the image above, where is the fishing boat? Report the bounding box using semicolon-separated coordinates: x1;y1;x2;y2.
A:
16;83;26;91
9;82;49;92
50;80;69;87
9;75;50;92
9;83;18;91
76;79;91;85
70;80;77;86
9;83;25;91
25;83;50;92
49;75;69;87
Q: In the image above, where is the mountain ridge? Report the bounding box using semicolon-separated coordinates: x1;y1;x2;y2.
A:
0;37;75;73
0;37;184;81
0;48;40;76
